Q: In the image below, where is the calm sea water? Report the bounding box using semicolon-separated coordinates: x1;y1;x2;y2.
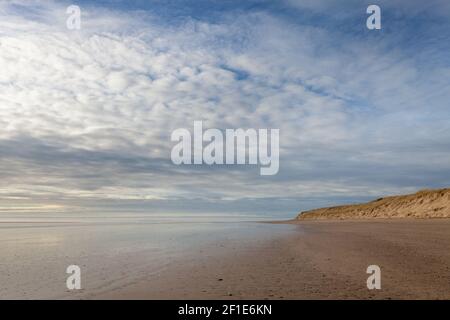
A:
0;213;295;299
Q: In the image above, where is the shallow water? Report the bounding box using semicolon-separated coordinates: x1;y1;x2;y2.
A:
0;213;295;299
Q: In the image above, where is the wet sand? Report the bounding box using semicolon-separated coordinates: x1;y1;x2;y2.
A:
0;217;292;299
103;219;450;300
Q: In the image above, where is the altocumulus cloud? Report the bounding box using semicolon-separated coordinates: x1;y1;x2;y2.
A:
0;0;449;216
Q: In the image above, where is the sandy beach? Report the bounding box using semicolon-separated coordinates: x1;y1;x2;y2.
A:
2;216;450;300
102;219;450;300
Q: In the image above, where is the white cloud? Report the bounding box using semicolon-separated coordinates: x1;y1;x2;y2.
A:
0;0;449;215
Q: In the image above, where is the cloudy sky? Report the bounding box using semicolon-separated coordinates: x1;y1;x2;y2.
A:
0;0;449;217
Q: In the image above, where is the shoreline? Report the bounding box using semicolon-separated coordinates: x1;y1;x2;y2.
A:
100;218;450;300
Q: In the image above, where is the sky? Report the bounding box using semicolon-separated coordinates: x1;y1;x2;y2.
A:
0;0;449;217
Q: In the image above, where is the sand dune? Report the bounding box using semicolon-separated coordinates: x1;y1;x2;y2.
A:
297;188;450;220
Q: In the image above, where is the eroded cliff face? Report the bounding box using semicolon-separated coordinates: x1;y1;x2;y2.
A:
297;188;450;220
